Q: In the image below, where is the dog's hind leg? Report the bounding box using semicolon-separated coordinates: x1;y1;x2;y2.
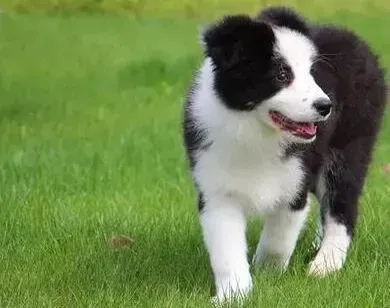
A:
309;143;368;276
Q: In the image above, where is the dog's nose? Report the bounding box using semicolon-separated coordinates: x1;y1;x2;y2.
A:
313;98;332;117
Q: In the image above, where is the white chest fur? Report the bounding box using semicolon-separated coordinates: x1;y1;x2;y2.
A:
193;138;305;214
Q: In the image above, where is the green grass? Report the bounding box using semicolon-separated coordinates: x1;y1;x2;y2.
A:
0;7;390;308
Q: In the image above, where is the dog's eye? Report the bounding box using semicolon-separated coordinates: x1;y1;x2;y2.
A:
276;69;291;84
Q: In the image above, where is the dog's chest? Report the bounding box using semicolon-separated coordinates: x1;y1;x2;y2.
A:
195;142;305;212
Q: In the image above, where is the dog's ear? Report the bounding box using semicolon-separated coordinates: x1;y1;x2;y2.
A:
200;15;275;70
257;7;309;36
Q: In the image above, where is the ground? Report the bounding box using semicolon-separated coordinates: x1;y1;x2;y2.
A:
0;6;390;308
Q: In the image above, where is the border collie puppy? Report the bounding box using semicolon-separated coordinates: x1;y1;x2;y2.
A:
183;6;387;303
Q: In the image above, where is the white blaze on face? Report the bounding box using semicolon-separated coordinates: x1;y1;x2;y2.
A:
262;27;330;123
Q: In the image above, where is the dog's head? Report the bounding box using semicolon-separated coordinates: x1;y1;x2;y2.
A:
201;8;331;143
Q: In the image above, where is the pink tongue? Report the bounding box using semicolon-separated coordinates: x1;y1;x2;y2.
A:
295;123;317;135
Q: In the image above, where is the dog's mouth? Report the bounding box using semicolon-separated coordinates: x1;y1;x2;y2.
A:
269;111;317;139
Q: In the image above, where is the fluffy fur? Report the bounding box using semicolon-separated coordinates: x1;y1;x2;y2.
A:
183;6;387;303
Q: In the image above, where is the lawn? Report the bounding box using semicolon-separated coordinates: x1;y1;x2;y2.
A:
0;6;390;308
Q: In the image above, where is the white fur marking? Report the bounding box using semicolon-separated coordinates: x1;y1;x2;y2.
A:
309;213;351;276
253;27;330;144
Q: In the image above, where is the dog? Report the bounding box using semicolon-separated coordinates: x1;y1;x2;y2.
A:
183;6;387;303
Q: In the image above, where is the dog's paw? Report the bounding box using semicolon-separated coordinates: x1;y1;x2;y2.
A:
211;294;245;307
308;247;345;277
252;250;290;271
211;296;231;307
212;272;252;306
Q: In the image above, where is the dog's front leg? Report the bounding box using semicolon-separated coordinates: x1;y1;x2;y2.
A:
200;195;252;303
253;198;310;269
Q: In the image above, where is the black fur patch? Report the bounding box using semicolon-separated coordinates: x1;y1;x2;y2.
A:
183;98;211;169
198;192;205;211
202;15;293;111
289;182;310;211
257;6;310;37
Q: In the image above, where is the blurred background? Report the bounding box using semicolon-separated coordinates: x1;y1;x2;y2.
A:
0;1;389;307
1;0;390;18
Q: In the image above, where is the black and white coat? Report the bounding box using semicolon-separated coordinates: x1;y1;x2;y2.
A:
183;7;387;303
